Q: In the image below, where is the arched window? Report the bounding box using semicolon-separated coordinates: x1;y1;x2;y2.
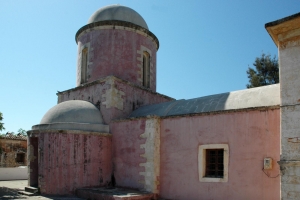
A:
143;52;150;88
81;48;88;84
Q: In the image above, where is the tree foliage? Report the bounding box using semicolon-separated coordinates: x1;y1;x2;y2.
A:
17;128;27;136
246;53;279;88
0;112;4;132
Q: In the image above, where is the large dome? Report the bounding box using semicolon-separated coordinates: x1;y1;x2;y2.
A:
32;100;109;132
87;5;148;29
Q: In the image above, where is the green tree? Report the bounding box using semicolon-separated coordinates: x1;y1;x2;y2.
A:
246;53;279;88
0;112;5;132
17;128;27;136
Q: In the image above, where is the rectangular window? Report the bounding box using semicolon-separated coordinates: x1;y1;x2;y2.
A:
205;149;224;178
199;144;229;182
16;153;25;163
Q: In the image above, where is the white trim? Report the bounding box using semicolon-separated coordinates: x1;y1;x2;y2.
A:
0;167;27;180
78;42;92;85
139;118;160;193
198;144;229;182
137;46;152;86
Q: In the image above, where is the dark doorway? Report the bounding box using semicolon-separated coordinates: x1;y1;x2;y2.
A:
16;153;25;163
29;137;38;187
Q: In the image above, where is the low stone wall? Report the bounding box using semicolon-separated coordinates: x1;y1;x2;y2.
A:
0;166;27;180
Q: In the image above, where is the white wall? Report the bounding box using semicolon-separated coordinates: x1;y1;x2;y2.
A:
0;166;28;180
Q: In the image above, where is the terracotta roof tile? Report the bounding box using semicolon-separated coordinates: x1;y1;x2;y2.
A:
0;132;27;141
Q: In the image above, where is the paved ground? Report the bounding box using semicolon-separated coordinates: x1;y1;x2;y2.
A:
0;180;83;200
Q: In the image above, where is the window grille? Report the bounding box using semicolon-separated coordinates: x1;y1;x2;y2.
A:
205;149;224;178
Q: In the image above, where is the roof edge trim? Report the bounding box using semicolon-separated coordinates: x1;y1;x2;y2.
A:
57;75;174;101
112;105;281;123
265;12;300;28
75;20;159;49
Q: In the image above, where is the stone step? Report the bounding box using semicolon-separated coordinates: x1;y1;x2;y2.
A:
25;186;39;193
76;187;154;200
18;190;36;196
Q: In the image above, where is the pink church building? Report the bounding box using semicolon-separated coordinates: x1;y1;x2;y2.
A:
26;5;300;200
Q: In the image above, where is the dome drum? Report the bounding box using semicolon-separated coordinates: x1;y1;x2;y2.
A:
32;122;109;133
75;20;159;49
75;5;158;91
76;4;158;46
76;28;157;90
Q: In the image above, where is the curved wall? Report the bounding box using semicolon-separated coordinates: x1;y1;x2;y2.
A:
34;130;112;195
76;27;157;92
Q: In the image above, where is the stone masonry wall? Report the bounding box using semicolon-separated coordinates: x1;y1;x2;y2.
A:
57;76;173;125
0;138;27;167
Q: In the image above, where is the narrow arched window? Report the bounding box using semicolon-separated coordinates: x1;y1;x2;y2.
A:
143;52;150;88
81;48;88;84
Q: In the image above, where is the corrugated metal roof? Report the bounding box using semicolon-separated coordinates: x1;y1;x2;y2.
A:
129;84;280;118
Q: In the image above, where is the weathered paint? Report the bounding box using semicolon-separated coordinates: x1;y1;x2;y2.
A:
267;13;300;199
281;105;300;160
36;130;112;195
76;28;157;91
159;109;280;200
0;137;27;168
57;76;173;125
111;119;150;190
280;39;300;199
102;78;125;110
265;13;300;50
27;6;295;199
279;45;300;107
28;137;38;187
279;40;300;158
139;118;160;194
111;109;280;199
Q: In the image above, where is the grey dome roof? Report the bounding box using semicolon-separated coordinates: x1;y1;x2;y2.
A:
40;100;103;124
87;5;148;29
33;100;109;132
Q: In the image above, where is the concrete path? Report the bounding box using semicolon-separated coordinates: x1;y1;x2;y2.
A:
0;180;83;200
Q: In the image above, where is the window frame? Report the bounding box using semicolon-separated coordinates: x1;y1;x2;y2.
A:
142;51;150;88
198;144;229;182
80;47;88;84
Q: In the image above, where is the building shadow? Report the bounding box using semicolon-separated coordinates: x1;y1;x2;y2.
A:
0;186;26;199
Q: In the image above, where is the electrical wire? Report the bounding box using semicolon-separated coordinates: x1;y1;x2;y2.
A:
262;168;280;178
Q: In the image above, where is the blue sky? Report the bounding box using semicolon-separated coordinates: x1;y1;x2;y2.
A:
1;1;299;133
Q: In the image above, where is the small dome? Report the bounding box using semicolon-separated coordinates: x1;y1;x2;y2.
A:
40;100;103;124
32;100;109;132
87;5;148;29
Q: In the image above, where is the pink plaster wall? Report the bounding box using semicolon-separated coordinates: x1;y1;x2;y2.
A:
111;119;147;189
77;29;157;91
38;131;112;195
160;109;280;200
111;109;280;199
57;77;173;125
